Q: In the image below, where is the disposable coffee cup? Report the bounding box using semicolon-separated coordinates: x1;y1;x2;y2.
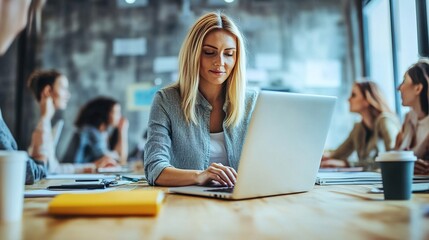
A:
376;151;417;200
0;151;27;222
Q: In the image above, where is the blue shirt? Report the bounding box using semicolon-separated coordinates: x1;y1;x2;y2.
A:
62;126;110;164
0;110;46;184
144;86;258;185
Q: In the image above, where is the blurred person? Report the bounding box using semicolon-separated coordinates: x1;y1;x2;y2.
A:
396;59;429;175
321;81;400;171
27;70;95;173
62;97;128;167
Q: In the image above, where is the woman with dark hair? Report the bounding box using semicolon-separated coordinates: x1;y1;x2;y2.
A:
321;81;400;170
62;97;128;167
396;59;429;175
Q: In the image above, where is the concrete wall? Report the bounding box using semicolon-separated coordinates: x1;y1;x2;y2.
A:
0;0;362;160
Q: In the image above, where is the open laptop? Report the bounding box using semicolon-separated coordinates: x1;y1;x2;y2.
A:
169;91;336;200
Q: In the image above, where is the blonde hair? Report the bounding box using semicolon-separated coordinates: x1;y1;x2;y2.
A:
174;12;246;127
354;81;393;119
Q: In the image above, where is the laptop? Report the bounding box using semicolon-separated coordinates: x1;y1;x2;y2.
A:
169;91;336;200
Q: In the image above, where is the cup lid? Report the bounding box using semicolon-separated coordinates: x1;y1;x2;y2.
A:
375;151;417;162
0;150;27;161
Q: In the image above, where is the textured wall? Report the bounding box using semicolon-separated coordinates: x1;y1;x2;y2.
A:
0;0;362;160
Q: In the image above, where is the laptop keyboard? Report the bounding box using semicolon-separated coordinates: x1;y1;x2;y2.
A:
204;187;234;193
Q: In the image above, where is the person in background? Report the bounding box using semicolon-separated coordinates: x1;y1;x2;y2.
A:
321;81;400;171
144;12;258;186
0;0;47;184
27;70;95;173
62;97;128;167
396;59;429;175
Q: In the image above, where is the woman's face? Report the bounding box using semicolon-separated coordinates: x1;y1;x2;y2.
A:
52;75;71;110
109;104;121;127
348;84;369;113
398;73;422;108
199;29;237;88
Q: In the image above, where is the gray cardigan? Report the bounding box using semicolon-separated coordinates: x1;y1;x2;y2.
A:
144;87;258;185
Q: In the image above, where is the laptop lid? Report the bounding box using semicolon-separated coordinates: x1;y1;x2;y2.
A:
170;91;336;199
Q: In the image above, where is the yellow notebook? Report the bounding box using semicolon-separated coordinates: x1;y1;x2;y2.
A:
48;190;164;216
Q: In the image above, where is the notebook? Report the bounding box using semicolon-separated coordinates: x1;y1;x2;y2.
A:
169;91;336;200
48;190;164;216
316;172;382;185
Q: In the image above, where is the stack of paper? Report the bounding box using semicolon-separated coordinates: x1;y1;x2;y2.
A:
316;172;382;185
414;175;429;183
48;190;164;216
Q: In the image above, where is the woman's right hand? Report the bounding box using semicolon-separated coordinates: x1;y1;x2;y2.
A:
93;156;118;168
117;117;129;133
195;163;237;187
414;159;429;175
320;159;348;168
40;95;55;120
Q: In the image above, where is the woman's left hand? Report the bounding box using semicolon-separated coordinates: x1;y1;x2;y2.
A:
117;117;129;132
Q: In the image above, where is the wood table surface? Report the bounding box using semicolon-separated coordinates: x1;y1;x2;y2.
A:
1;179;428;240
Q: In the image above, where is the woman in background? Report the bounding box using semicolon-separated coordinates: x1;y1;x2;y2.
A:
396;59;429;175
27;69;80;173
63;97;128;167
321;81;400;170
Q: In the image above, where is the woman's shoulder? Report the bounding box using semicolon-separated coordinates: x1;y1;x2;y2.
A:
244;88;258;104
376;112;400;122
78;126;103;139
154;85;181;104
375;112;401;129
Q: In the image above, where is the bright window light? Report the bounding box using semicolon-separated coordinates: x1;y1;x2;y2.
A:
225;0;234;3
125;0;136;4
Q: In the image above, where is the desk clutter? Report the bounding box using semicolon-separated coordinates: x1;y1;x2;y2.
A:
316;171;429;185
25;174;147;197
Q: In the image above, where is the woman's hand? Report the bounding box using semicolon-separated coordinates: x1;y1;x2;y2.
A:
93;156;118;168
414;159;429;175
320;159;348;168
117;117;129;133
40;95;55;120
195;163;237;187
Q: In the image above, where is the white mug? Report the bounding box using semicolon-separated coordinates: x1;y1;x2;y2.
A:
0;150;27;222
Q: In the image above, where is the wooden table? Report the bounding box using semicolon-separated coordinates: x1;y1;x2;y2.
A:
2;180;429;240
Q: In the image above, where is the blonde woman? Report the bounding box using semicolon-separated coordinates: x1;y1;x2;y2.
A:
144;12;257;186
396;60;429;175
321;81;400;170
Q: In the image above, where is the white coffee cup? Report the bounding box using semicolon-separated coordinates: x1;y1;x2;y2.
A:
0;151;27;222
376;151;417;162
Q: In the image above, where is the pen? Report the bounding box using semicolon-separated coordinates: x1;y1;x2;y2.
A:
75;179;100;182
47;184;106;190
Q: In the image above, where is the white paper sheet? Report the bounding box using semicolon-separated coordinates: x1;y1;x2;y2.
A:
46;174;116;180
24;188;115;198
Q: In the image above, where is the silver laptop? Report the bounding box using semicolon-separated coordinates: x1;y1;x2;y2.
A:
169;91;336;200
